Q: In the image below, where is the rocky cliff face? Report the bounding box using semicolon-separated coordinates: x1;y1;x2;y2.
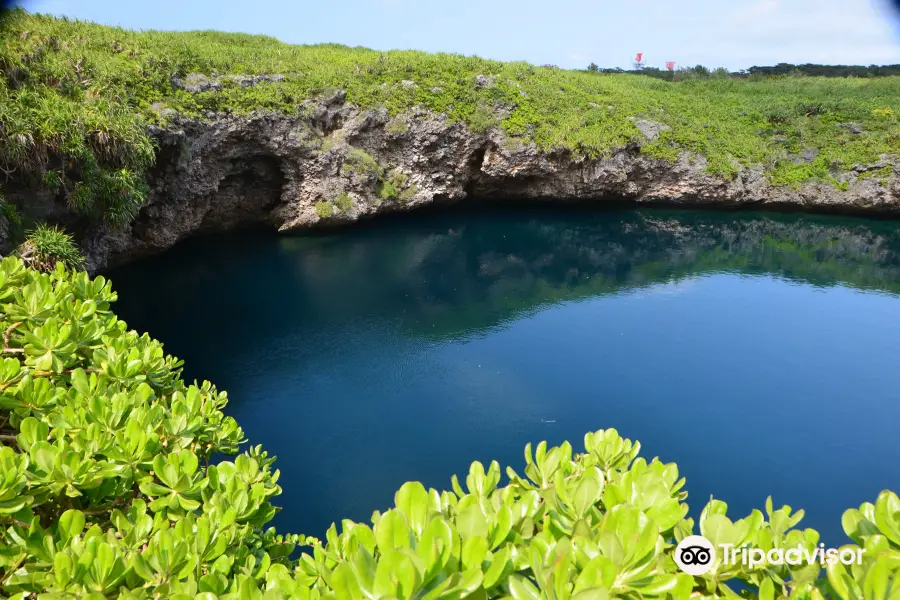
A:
78;92;900;272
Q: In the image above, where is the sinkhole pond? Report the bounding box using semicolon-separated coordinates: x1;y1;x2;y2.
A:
108;206;900;545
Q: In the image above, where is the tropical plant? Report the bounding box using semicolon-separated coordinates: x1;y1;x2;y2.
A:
0;258;898;599
15;223;85;272
0;257;308;598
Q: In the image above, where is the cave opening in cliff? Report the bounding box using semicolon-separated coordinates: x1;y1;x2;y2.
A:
224;154;287;210
202;154;288;229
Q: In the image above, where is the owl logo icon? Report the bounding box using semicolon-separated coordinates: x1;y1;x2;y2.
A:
675;536;716;575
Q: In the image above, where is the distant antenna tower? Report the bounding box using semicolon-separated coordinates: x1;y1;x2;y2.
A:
666;61;676;71
634;52;645;70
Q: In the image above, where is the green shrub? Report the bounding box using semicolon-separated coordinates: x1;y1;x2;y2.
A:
41;169;64;191
16;223;84;271
400;183;418;201
385;118;409;134
377;169;410;201
333;192;353;213
766;106;793;125
857;166;894;181
0;257;309;597
66;159;151;228
320;137;339;152
0;257;899;598
468;103;499;134
343;146;382;177
0;197;22;227
315;200;333;218
797;102;827;117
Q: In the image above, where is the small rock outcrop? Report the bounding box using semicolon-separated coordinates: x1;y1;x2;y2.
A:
170;73;291;93
634;119;671;141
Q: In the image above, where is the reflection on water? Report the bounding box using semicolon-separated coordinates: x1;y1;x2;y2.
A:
109;207;900;544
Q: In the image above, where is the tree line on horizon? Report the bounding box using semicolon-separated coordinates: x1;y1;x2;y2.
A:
584;62;900;80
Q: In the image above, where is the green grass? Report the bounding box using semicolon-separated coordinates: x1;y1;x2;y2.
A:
1;7;899;225
16;222;85;270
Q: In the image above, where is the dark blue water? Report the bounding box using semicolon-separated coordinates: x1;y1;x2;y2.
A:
108;207;900;545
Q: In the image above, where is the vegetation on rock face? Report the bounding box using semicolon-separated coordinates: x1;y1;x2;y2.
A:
333;192;353;214
315;200;334;219
377;170;415;202
0;7;898;233
0;196;21;227
0;11;155;229
1;258;900;598
313;193;354;219
15;223;84;271
342;148;381;178
385;118;409;135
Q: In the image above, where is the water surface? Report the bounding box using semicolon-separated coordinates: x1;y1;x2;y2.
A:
109;207;900;544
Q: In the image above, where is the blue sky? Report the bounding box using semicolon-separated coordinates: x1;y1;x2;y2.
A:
16;0;900;70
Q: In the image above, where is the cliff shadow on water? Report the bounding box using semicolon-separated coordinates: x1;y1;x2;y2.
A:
108;205;900;373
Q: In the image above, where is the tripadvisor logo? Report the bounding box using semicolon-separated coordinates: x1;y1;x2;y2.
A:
674;536;864;576
675;536;716;575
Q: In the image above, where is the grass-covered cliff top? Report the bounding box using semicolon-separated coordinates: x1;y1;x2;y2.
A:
1;8;900;226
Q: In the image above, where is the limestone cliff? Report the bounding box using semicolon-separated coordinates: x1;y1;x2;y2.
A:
65;92;900;271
